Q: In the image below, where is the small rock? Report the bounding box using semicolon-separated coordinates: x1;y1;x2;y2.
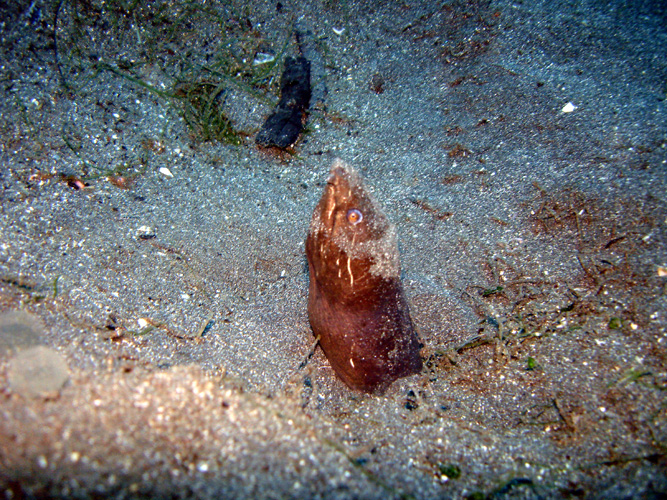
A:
8;346;69;398
370;73;385;94
0;310;44;356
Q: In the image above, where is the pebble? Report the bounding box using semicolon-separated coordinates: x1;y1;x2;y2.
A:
8;345;69;397
0;310;44;355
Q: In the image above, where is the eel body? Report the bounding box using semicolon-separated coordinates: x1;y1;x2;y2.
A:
305;160;422;393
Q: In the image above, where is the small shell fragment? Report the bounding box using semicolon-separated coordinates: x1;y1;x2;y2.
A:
136;225;154;238
253;52;275;65
658;266;667;277
159;167;174;178
562;102;576;113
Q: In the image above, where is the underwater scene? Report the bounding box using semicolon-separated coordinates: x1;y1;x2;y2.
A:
1;0;666;498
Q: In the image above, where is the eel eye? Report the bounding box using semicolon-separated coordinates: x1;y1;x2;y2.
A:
346;208;363;225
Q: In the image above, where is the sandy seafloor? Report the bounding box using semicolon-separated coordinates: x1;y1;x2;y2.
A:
0;0;666;498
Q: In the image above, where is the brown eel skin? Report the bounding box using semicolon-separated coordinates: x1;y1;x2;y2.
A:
306;159;422;393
